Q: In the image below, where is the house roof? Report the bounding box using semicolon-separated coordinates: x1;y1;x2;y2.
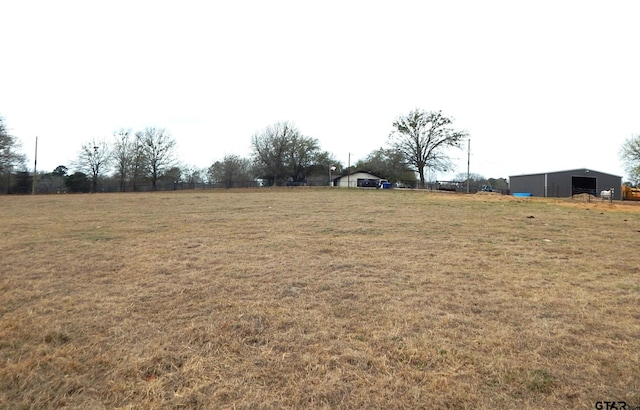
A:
348;170;384;178
332;170;385;181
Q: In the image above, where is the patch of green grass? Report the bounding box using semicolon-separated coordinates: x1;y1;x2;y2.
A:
526;369;555;393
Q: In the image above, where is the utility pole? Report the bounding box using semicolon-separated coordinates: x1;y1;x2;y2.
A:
32;136;38;195
466;138;470;193
6;165;11;194
347;152;351;188
329;165;336;186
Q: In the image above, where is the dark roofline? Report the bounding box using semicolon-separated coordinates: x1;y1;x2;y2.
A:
332;171;386;182
509;168;622;178
339;170;385;179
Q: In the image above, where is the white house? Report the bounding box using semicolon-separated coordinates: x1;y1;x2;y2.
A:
332;171;385;188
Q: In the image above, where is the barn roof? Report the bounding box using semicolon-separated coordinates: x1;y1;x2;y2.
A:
509;168;622;178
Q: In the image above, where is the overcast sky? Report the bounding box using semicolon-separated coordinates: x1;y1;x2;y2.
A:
1;0;638;181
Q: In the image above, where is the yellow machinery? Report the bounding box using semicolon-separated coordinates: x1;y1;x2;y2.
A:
622;185;640;200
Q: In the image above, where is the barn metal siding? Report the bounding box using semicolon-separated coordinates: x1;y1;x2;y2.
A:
546;171;571;197
509;174;545;196
548;170;586;197
509;169;622;199
593;172;622;200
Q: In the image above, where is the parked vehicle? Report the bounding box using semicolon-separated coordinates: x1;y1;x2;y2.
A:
377;179;392;189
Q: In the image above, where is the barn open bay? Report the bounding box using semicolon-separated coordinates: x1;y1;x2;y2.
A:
1;189;639;409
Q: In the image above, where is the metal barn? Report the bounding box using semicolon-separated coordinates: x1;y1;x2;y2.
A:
509;168;622;200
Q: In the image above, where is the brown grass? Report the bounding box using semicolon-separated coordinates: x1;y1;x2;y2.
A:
1;189;639;409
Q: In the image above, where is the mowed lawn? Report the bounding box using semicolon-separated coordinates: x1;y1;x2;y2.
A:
1;189;639;409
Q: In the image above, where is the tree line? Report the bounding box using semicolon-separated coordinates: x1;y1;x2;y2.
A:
1;109;468;193
9;109;637;194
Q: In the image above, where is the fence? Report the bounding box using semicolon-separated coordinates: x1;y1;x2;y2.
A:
1;178;339;194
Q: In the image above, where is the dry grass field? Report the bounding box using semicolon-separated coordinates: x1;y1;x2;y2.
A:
1;188;639;409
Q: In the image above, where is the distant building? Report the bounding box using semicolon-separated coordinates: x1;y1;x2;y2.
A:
333;171;385;188
509;168;622;199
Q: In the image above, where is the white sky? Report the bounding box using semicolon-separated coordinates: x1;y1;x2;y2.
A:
1;0;638;181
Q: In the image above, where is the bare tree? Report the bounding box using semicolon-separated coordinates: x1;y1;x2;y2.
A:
356;148;417;185
287;133;320;184
251;122;326;186
182;165;206;188
130;132;148;192
111;129;134;192
306;150;342;186
620;134;640;185
138;127;177;191
389;109;467;189
75;138;111;193
208;154;253;188
0;116;26;173
251;122;293;186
